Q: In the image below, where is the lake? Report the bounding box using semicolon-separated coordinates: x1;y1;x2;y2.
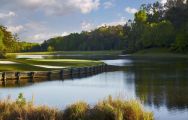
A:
1;55;188;120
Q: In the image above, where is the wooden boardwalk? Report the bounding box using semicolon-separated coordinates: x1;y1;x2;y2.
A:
0;64;109;86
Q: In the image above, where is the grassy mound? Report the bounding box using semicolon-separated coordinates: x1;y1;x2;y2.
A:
0;59;103;71
0;96;153;120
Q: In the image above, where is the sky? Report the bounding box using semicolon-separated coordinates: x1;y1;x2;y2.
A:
0;0;166;43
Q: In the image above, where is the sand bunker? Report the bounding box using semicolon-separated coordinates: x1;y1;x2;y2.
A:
0;61;18;64
34;65;66;69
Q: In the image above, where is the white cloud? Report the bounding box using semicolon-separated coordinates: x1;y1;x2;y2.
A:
125;7;138;14
7;25;24;33
24;22;48;33
81;21;95;31
2;0;100;16
61;32;69;36
0;11;16;19
160;0;167;4
70;0;100;14
25;32;68;43
103;1;113;9
99;17;127;27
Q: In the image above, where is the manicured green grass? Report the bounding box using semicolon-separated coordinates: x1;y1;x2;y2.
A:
26;59;102;66
0;59;103;72
0;96;153;120
8;50;122;56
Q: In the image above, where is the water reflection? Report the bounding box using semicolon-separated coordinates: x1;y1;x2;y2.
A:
124;57;188;110
0;72;135;108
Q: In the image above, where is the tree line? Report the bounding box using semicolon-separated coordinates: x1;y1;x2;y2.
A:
41;0;188;53
1;0;188;55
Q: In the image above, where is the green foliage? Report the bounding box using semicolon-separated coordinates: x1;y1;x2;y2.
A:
135;10;147;23
47;46;54;52
0;25;17;52
16;93;26;106
0;29;6;58
0;50;6;59
141;21;174;48
0;25;40;53
124;0;187;54
41;25;126;51
0;29;4;50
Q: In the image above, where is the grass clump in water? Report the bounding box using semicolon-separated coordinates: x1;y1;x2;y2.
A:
88;96;153;120
0;95;153;120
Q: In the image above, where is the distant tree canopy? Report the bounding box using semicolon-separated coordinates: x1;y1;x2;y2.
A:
41;25;126;51
40;0;187;53
1;0;188;54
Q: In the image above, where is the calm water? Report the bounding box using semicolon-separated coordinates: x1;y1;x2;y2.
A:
1;56;188;120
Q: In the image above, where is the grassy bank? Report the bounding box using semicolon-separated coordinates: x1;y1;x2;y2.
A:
0;59;103;71
131;48;188;58
0;95;153;120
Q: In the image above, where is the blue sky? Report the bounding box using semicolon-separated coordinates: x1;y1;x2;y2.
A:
0;0;165;43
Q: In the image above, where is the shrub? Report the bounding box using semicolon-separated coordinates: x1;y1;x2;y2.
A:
63;101;89;120
0;50;6;59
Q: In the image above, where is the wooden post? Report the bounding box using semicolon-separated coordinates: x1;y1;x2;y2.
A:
97;66;99;73
104;64;107;72
16;72;20;83
70;68;73;78
93;66;96;74
78;68;81;77
48;72;52;79
60;70;64;79
84;67;88;76
99;65;102;72
102;64;105;72
2;72;6;85
30;72;35;79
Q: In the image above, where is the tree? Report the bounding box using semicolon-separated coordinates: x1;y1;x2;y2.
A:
0;29;4;50
47;46;54;52
0;28;6;58
141;2;165;23
135;10;147;23
165;0;188;29
171;22;188;52
141;21;174;48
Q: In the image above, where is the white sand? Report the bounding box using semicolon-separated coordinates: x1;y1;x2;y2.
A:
34;65;66;69
0;61;18;64
16;55;43;59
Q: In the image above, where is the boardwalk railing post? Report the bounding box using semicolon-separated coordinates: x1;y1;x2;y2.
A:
84;67;88;76
70;68;73;78
60;70;64;79
104;64;107;72
2;72;6;85
78;68;81;77
48;72;52;79
16;72;20;83
30;72;35;79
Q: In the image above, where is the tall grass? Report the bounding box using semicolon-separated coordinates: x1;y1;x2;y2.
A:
0;95;153;120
